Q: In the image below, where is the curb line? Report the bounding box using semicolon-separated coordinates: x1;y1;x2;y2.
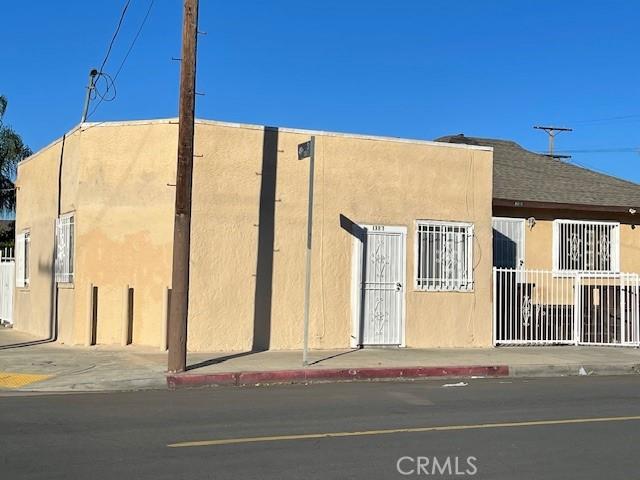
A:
166;365;509;389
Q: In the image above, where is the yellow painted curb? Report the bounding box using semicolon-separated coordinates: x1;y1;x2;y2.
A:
0;371;53;389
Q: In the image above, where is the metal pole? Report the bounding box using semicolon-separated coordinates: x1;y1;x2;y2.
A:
80;69;98;123
302;136;316;367
168;0;199;374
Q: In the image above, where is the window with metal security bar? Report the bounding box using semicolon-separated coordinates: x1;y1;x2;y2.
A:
55;214;75;283
416;221;474;291
553;220;620;274
15;231;30;288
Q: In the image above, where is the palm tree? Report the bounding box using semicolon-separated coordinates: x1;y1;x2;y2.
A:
0;94;32;215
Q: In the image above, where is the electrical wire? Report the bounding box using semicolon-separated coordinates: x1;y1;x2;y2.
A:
88;0;155;120
554;148;639;154
93;72;118;103
97;0;132;75
571;114;640;126
112;0;155;83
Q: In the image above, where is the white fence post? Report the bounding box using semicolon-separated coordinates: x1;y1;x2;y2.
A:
573;275;581;345
0;249;15;325
492;267;497;346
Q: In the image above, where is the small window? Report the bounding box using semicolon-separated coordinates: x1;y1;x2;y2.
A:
55;214;75;283
416;221;474;291
15;230;30;288
553;220;619;273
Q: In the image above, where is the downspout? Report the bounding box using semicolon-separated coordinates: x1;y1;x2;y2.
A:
51;133;66;341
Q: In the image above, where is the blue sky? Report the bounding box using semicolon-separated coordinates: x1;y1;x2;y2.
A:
2;1;639;181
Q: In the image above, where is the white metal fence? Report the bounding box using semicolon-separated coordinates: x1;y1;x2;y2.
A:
0;248;15;324
493;267;640;346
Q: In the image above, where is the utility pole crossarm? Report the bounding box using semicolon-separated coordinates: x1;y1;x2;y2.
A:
533;125;573;159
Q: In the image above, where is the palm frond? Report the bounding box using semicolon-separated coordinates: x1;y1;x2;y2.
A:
0;95;30;216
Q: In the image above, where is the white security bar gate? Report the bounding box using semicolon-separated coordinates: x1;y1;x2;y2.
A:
493;268;640;346
353;226;406;346
0;249;15;324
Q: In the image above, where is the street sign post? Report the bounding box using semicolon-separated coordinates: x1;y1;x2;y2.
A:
298;136;315;366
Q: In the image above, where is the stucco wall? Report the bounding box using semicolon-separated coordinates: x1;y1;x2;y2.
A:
15;122;176;347
493;207;640;273
15;119;494;351
189;122;494;351
75;122;176;347
14;129;82;343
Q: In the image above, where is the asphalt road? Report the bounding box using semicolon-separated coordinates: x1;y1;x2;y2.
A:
1;376;640;479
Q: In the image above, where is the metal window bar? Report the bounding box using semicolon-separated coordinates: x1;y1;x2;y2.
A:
55;215;75;283
417;222;473;291
555;220;619;273
24;232;30;285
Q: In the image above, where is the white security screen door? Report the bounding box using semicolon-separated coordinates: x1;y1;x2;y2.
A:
352;225;406;346
492;217;525;269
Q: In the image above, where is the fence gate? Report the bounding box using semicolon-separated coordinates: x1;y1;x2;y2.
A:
0;250;14;325
493;268;640;346
576;274;640;346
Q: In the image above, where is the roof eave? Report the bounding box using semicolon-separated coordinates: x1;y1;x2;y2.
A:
493;198;640;214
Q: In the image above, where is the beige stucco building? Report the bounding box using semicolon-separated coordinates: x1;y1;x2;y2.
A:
13;119;495;352
439;135;640;346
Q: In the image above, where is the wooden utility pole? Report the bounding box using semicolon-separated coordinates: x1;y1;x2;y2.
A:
533;125;573;158
168;0;199;373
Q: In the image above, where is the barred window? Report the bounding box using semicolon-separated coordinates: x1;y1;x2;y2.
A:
553;220;619;273
15;231;30;288
416;221;474;291
55;214;75;283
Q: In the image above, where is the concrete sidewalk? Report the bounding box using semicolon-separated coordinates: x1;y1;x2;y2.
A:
2;326;640;392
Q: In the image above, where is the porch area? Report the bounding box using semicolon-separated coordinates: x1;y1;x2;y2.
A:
494;268;640;346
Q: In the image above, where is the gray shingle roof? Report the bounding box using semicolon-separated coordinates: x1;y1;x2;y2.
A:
436;134;640;209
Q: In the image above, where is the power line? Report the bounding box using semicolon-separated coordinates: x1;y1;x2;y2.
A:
97;0;132;75
555;147;640;154
88;0;155;120
113;0;155;82
571;114;640;126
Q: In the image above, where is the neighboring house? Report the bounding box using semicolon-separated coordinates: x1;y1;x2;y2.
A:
438;135;640;346
12;119;494;351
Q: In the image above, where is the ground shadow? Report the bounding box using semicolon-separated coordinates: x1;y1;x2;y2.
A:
307;348;361;366
186;351;258;371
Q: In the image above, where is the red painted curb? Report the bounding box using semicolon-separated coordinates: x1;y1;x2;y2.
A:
238;369;307;384
166;365;509;389
167;372;237;388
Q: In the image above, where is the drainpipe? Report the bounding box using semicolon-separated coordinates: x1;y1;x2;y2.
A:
50;133;66;341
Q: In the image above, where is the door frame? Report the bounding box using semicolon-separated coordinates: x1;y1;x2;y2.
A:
350;224;407;348
492;216;526;270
